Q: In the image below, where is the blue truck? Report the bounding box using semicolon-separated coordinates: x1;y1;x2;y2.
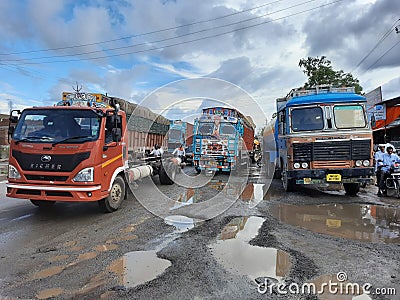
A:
263;86;374;195
192;107;255;174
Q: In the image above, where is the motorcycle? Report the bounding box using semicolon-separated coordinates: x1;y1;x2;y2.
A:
385;162;400;198
254;150;262;168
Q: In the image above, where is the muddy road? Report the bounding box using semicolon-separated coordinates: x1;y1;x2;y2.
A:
0;166;399;299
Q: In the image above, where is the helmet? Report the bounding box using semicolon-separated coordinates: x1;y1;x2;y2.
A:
378;144;385;147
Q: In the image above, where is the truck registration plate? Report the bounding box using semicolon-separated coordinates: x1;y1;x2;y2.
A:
326;174;341;182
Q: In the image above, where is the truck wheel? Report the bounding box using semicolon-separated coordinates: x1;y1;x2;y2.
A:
30;200;56;208
159;164;175;185
98;176;125;213
282;170;296;192
343;183;360;196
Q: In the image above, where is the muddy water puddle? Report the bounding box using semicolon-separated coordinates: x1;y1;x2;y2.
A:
271;203;400;243
108;250;171;288
209;216;291;282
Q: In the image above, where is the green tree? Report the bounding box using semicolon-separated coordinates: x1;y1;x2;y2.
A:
298;56;363;94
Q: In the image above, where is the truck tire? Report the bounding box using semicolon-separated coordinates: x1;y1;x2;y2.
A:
282;170;296;192
98;176;125;213
343;183;360;196
159;163;175;185
30;200;56;208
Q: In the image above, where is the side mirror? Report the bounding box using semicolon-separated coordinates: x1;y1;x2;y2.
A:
112;128;122;142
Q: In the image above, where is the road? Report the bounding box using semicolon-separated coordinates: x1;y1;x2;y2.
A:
0;166;399;300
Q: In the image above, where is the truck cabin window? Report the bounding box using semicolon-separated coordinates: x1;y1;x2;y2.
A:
13;109;101;143
291;107;324;132
169;129;181;140
198;123;214;135
219;123;236;135
334;105;366;128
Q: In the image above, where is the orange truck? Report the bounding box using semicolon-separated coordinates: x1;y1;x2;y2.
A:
6;92;176;212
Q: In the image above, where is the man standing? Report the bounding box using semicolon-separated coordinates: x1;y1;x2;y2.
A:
378;146;400;196
374;144;386;186
150;144;164;157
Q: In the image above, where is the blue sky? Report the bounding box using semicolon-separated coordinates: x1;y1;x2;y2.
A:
1;0;399;129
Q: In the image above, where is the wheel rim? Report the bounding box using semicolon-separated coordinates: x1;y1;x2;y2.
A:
110;183;122;207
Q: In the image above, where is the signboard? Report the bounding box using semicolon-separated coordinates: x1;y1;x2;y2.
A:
374;104;386;121
365;86;382;106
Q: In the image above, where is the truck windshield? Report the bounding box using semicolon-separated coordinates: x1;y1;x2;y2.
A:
197;123;214;135
334;105;366;128
219;123;236;135
291;107;324;132
13;109;101;144
169;129;182;140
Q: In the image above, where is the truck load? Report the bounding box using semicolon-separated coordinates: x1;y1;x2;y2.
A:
263;85;374;195
6;91;179;212
192;107;255;174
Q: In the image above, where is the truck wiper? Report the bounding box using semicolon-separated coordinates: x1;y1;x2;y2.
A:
52;135;92;146
15;136;52;144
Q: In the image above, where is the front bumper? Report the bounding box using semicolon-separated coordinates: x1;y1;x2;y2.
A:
288;168;374;184
6;183;105;202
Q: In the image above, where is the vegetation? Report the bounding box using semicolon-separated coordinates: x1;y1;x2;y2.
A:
298;56;363;94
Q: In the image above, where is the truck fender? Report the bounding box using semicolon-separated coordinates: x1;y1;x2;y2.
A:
107;167;127;192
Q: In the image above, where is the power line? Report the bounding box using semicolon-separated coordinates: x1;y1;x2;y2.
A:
1;0;320;63
352;18;400;74
0;0;288;56
363;39;400;73
4;0;343;66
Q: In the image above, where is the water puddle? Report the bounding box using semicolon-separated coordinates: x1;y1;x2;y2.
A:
36;288;64;299
164;215;195;232
108;251;171;288
209;216;291;282
271;203;400;243
11;213;33;222
172;181;267;209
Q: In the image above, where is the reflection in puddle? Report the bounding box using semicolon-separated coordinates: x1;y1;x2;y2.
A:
209;217;291;281
172;181;267;209
271;203;400;243
309;274;372;300
164;215;195;232
108;251;171;288
36;288;64;299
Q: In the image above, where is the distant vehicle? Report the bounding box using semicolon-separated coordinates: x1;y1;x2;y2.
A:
263;86;374;195
7;91;179;213
168;120;194;165
192;107;255;174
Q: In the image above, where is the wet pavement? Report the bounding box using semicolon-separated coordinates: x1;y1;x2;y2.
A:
0;167;399;299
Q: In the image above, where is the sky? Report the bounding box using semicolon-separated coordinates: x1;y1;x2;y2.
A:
0;0;399;129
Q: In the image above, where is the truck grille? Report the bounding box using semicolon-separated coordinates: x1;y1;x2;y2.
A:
293;140;370;161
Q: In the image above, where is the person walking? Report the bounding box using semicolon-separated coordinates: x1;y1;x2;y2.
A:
378;146;400;196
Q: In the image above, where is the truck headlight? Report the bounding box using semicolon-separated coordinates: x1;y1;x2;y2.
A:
294;162;300;169
73;167;94;182
355;160;362;167
8;165;21;179
363;160;370;167
301;162;309;169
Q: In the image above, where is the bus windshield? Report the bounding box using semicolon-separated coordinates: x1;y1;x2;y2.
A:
334;105;366;128
13;109;101;144
291;107;324;132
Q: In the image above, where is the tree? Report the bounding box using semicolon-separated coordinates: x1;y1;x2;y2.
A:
298;56;363;94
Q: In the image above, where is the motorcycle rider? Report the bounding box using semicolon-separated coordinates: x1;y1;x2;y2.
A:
150;144;164;157
378;146;400;196
172;144;186;159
